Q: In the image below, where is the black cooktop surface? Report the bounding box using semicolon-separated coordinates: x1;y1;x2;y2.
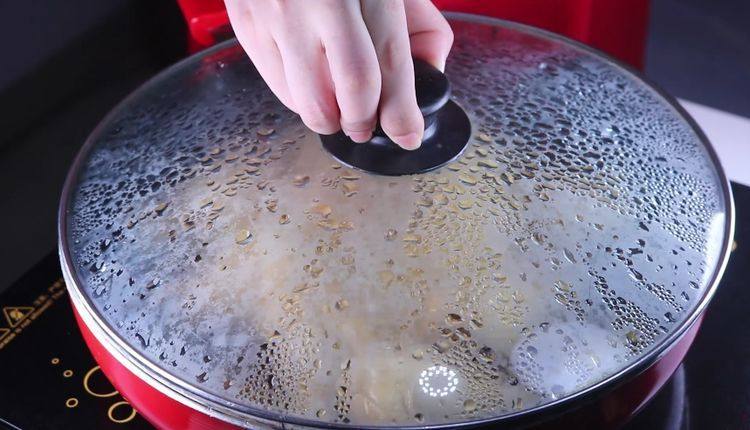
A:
623;182;749;429
0;183;747;430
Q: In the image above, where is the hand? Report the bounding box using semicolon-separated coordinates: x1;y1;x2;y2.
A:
225;0;453;150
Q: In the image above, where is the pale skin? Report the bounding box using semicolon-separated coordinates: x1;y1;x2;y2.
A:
225;0;454;150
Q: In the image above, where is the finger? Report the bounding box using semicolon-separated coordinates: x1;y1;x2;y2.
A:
225;0;295;110
362;0;424;150
314;2;381;142
272;18;341;135
404;0;454;72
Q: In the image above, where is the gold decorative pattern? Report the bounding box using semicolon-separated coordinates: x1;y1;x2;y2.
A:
83;366;118;398
107;401;137;424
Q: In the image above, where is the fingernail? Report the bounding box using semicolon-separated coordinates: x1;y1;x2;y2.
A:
392;132;422;150
346;130;372;143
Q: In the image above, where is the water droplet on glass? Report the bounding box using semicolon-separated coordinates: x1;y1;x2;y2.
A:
293;175;310;187
311;203;332;217
458;199;474;210
235;229;253;245
478;159;498;168
446;313;462;324
342;181;358;196
385;229;398;241
334;299;349;311
563;248;577;263
458;173;478;185
402;233;422;243
154;202;169;214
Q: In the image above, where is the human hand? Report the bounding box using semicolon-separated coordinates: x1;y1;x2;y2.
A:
225;0;453;150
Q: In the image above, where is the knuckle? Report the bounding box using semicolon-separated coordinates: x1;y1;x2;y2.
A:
381;0;402;13
274;11;297;32
378;38;410;72
338;67;380;95
318;0;343;9
430;23;454;55
438;21;454;45
270;0;291;12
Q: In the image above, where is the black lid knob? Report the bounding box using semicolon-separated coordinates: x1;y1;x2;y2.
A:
415;58;451;117
320;59;471;176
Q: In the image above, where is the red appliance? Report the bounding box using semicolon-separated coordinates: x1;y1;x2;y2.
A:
175;0;649;68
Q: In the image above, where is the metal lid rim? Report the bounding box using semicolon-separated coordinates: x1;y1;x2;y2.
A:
57;13;736;430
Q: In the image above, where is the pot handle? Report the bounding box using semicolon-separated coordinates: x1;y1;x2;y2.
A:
320;59;471;176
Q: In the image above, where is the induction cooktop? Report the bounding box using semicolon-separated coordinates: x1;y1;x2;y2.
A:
0;183;747;430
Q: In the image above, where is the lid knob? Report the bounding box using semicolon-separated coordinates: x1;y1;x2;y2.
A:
320;59;471;176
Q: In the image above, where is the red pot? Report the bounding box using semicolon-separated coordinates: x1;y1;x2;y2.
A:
59;13;734;430
72;306;704;429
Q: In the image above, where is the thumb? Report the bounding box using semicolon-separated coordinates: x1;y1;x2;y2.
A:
404;0;454;72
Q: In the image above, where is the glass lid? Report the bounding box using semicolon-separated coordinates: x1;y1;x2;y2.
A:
60;14;732;429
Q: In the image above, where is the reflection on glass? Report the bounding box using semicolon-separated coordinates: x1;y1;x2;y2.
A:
419;365;458;397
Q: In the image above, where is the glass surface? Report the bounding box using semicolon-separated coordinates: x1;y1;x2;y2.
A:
63;17;728;427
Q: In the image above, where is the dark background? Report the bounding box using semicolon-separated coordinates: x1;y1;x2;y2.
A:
0;0;748;291
0;2;748;429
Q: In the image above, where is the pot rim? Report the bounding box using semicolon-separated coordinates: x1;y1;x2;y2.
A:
57;12;736;430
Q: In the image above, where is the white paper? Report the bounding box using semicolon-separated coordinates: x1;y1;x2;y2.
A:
678;99;750;187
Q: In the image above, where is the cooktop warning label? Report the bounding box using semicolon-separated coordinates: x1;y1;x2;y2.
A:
0;279;66;350
4;306;34;327
0;253;152;428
